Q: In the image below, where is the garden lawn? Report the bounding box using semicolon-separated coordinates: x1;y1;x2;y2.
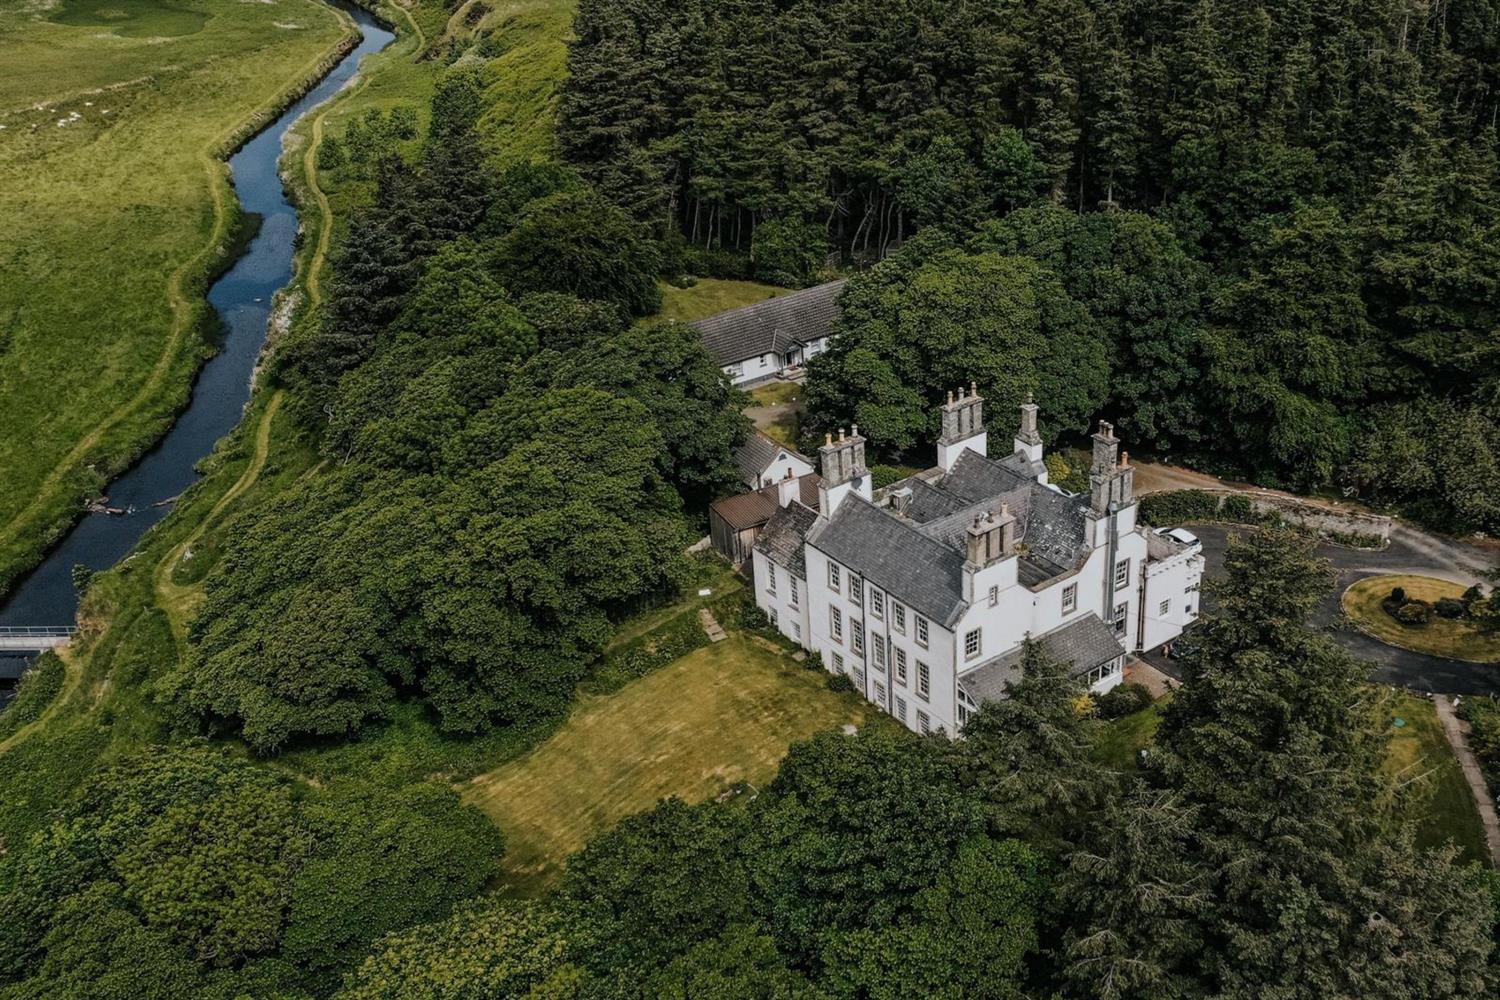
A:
1093;698;1169;771
645;278;792;326
1379;692;1490;865
462;634;867;894
0;0;349;593
1343;575;1500;663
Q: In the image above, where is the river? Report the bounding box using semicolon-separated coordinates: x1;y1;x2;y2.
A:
0;4;395;695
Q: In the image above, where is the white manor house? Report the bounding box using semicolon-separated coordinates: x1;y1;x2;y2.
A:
750;388;1205;736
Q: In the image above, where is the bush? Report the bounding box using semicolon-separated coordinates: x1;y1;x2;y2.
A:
1390;585;1408;606
1395;602;1431;626
1463;585;1486;608
1459;696;1500;766
1435;597;1467;620
1095;682;1153;720
826;673;855;693
1220;494;1256;523
871;464;913;490
1138;490;1221;526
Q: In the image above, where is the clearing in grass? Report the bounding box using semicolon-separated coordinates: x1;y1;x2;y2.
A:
463;634;867;895
645;277;792;327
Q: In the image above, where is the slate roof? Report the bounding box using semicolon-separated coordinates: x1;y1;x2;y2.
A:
754;501;820;578
710;475;822;531
692;279;847;366
734;431;811;485
809;496;970;627
958;614;1125;704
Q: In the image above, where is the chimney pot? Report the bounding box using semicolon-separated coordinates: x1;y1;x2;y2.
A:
851;423;859;438
838;428;846;442
947;390;954;405
970;380;978;396
1121;451;1129;467
824;433;832;446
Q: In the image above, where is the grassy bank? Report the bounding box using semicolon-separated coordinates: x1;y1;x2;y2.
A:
0;0;351;595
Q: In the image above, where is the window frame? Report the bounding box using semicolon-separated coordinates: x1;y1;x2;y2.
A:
1062;582;1078;615
1114;558;1130;591
830;606;843;643
916;661;931;701
895;646;908;685
1113;601;1129;635
870;587;884;620
789;576;799;609
765;563;777;596
851;618;865;656
915;615;929;648
964;628;982;661
828;562;841;592
892;603;906;634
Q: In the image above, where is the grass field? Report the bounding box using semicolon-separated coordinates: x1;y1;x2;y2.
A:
1378;691;1489;864
463;634;868;894
1343;575;1500;663
0;0;350;594
645;278;792;326
1092;698;1169;771
746;380;804;447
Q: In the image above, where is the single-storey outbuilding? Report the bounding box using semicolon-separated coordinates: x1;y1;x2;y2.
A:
692;279;846;386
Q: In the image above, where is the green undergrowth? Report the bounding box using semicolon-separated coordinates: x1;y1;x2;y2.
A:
0;654;65;744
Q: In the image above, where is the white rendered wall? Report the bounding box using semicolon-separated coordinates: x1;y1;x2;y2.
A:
1140;550;1204;651
752;549;812;647
755;451;814;488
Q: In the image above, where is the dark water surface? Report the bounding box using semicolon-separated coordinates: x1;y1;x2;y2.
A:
0;5;394;688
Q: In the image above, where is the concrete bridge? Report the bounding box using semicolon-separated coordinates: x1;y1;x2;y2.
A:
0;627;76;653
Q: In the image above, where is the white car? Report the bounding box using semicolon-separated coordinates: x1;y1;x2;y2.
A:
1156;526;1202;552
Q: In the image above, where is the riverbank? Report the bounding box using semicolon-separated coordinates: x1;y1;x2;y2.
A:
0;0;355;599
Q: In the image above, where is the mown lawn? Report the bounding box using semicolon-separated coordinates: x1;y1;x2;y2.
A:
1343;575;1500;663
1378;691;1490;865
0;0;349;593
463;634;868;895
645;278;792;326
1093;697;1169;771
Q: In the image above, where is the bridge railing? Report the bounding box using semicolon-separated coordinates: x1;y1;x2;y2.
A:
0;627;77;638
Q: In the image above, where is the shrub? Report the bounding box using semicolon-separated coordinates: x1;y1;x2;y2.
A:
826;673;855;693
1395;602;1430;626
1390;585;1408;606
871;465;913;490
1435;597;1467;620
1463;585;1486;608
1095;682;1153;720
1459;696;1500;767
1138;490;1220;526
1221;494;1256;523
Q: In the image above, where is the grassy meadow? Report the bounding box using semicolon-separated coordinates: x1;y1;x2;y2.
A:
0;0;351;594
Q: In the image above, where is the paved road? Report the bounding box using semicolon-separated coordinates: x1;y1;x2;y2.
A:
1148;524;1500;696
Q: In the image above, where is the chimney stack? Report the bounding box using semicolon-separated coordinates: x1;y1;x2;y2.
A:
964;503;1018;568
937;382;988;472
1088;421;1134;515
818;425;871;516
776;468;800;508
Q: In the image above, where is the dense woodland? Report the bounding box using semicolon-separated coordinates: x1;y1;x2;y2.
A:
563;0;1500;533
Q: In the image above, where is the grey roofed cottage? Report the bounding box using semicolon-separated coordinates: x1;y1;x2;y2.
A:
734;430;814;489
691;279;846;385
